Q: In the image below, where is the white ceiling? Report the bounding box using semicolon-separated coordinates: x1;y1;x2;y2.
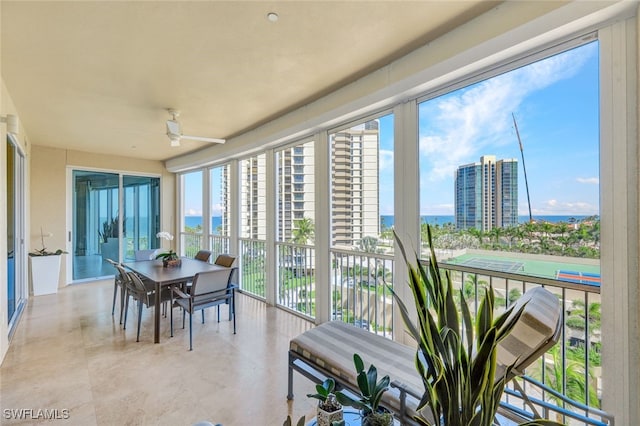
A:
1;1;499;161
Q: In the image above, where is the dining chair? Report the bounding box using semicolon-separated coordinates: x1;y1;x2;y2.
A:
194;250;212;262
214;254;237;321
170;268;237;350
122;271;172;342
213;253;236;267
182;250;215;295
106;258;126;324
134;249;158;260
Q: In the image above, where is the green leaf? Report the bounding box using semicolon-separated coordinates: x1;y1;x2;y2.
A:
353;353;365;374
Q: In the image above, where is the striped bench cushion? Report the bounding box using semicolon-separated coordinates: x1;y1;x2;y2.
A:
289;287;560;420
496;287;561;378
289;320;423;415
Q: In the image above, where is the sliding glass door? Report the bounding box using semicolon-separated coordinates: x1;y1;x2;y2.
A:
7;135;26;332
122;175;160;262
72;170;160;281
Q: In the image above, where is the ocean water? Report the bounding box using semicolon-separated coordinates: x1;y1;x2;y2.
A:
185;215;591;229
185;216;222;230
382;215;591;227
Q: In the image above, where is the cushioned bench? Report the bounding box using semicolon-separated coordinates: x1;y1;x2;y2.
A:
287;286;562;424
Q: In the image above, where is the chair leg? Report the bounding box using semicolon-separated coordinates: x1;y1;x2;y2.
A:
111;282;118;315
170;300;174;338
232;292;236;335
123;294;130;330
119;286;126;324
136;300;143;342
217;306;220;323
189;312;193;351
182;308;186;329
201;310;205;324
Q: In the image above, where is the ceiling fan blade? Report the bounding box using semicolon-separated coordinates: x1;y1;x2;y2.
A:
181;134;226;144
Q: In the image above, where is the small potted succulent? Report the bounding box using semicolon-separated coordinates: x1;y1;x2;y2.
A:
335;354;393;426
307;378;344;426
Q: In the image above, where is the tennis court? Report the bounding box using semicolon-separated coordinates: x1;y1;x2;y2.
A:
458;258;525;273
445;251;600;284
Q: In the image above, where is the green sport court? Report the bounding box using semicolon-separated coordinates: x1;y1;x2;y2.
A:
445;252;601;286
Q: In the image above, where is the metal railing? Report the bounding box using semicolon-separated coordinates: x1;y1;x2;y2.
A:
209;235;231;260
330;248;395;339
179;232;204;258
276;242;316;318
435;260;603;422
239;238;266;298
181;230;605;421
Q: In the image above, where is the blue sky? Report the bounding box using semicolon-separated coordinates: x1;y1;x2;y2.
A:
413;40;599;216
186;41;599;219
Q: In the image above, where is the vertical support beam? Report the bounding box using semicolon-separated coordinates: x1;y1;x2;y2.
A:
315;131;331;324
393;100;420;345
600;17;639;425
229;159;240;257
202;168;210;249
265;148;277;306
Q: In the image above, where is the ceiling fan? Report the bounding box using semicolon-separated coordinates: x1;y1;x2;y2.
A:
165;109;226;147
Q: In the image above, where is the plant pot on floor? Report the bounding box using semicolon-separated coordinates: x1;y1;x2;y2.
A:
29;254;62;296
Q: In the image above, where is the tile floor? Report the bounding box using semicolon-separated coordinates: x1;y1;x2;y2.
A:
1;279;318;425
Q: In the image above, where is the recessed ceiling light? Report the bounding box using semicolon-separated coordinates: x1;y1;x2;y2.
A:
267;12;279;22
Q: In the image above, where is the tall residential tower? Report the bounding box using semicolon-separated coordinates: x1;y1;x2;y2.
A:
455;155;518;231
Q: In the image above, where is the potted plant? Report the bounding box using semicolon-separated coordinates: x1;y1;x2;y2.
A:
29;228;67;296
99;216;124;261
392;226;561;426
335;354;393;426
155;231;180;267
307;378;344;426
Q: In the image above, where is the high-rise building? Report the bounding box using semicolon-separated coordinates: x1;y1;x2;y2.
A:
240;154;267;239
232;121;380;248
276;142;315;242
455;155;518;231
331;120;379;248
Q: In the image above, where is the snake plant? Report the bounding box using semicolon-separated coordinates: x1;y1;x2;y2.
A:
392;226;561;426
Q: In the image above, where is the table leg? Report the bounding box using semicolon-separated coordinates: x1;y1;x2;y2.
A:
154;281;161;343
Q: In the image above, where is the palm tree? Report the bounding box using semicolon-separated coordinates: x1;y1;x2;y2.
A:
529;345;599;411
358;236;382;253
291;217;314;245
467;227;485;246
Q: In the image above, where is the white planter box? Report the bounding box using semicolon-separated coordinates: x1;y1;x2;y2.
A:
29;255;62;296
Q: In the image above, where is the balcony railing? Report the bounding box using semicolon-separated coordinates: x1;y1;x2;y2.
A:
330;248;395;339
182;232;605;421
436;260;603;423
276;242;315;318
209;235;231;260
179;232;204;258
239;238;266;298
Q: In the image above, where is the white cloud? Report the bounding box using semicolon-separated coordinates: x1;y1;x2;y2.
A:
528;199;598;216
186;208;202;216
379;149;394;171
419;45;593;183
211;203;223;216
576;177;599;184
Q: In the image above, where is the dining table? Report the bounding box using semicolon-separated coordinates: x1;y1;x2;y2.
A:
123;257;229;343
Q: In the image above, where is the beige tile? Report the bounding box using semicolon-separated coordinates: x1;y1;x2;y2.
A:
1;280;317;425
